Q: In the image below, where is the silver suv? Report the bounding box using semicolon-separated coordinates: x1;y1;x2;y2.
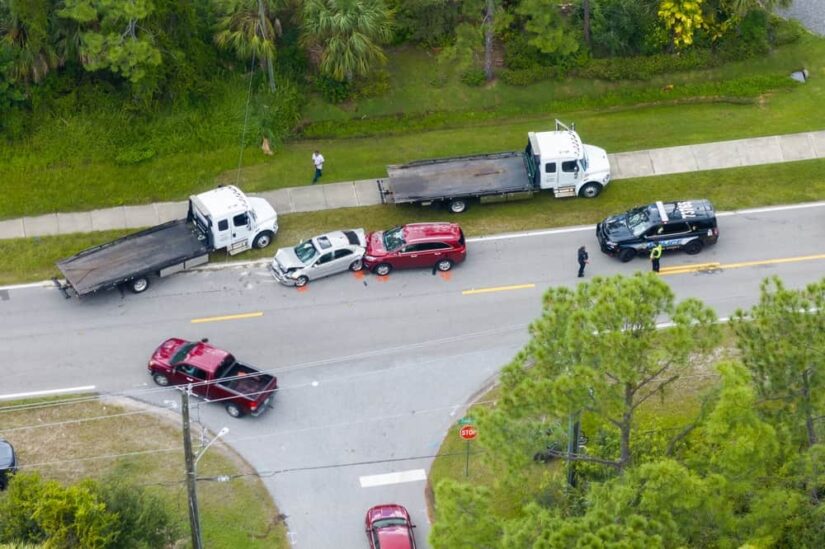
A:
271;229;366;287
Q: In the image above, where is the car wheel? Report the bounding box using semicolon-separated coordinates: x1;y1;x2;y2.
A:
436;259;453;272
225;403;243;418
373;263;392;276
618;248;636;263
152;373;170;387
130;277;149;294
349;259;363;272
294;275;309;288
683;240;704;255
449;199;468;214
579;183;602;199
253;231;274;249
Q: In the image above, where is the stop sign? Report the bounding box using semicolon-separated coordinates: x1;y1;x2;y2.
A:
459;424;478;440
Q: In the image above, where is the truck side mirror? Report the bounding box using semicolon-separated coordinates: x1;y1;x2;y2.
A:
201;338;209;343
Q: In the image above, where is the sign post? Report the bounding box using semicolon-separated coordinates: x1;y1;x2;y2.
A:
458;417;478;478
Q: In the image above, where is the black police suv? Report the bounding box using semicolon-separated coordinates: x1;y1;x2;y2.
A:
596;199;719;262
0;438;17;490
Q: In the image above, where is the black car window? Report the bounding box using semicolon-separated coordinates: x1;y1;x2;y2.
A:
545;162;556;173
232;213;248;227
316;236;332;249
659;222;691;236
218;219;229;231
416;242;451;251
401;244;423;253
333;249;353;259
178;364;206;379
561;160;579;173
317;252;334;264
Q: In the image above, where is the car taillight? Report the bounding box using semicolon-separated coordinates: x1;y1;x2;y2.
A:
250;402;257;411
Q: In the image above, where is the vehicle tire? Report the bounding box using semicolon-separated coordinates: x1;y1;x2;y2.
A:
448;199;468;214
683;240;704;255
579;183;602;199
373;263;392;276
225;403;243;418
618;248;636;263
349;259;363;272
294;275;309;288
129;277;149;294
253;231;274;249
436;259;453;272
152;373;170;387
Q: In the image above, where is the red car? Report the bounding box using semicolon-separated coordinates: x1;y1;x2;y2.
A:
365;504;416;549
363;223;466;276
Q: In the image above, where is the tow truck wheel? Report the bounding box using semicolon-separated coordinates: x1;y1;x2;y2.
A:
349;259;363;272
618;248;636;263
253;231;274;249
130;277;149;293
448;199;468;214
373;263;392;276
152;373;169;387
684;240;704;255
579;183;602;199
294;276;309;288
225;403;243;418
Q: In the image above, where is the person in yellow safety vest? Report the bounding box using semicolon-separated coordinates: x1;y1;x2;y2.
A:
650;243;663;272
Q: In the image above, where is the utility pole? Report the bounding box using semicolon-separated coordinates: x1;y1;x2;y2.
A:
257;0;276;92
566;412;581;488
182;386;203;549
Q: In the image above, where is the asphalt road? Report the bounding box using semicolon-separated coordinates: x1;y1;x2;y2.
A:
2;201;824;548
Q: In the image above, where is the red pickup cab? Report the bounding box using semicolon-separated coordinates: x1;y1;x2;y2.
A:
148;338;278;418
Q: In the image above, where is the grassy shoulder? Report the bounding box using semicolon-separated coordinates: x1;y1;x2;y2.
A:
3;157;824;286
1;37;825;219
0;396;287;548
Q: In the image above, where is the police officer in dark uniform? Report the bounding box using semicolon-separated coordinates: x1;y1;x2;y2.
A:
577;245;589;277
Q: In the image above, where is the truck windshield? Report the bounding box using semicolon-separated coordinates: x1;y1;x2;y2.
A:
383;227;405;251
294;240;318;263
171;342;198;365
580;148;589;171
626;207;653;237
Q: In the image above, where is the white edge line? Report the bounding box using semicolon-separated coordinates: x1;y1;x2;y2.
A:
359;468;427;488
4;201;825;292
0;385;96;401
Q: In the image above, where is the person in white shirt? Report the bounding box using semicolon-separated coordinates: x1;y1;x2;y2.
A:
312;150;325;184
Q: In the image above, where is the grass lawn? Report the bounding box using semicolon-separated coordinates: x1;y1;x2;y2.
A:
2;37;825;219
0;396;287;548
3;157;824;286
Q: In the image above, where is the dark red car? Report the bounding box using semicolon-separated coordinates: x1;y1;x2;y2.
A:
365;504;416;549
363;223;466;276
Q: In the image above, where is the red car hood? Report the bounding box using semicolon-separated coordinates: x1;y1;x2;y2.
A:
366;231;388;257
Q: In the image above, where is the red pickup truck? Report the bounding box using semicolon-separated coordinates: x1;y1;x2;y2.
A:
148;338;278;418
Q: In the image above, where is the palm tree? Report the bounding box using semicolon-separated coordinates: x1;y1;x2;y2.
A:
214;0;284;90
301;0;393;82
0;0;58;84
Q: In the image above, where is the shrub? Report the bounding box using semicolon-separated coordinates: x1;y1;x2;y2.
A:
503;35;545;70
769;14;806;46
575;50;719;81
460;68;487;87
716;9;771;62
499;66;562;86
355;70;391;99
315;75;351;103
114;147;157;165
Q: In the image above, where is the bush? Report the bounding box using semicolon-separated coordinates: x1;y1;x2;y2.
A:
499;66;562;86
716;9;771;62
460;68;487;87
575;50;719;81
354;70;391;99
315;75;351;103
503;35;545;70
769;14;806;46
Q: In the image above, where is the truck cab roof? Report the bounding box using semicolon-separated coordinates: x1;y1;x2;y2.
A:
528;129;584;160
190;185;251;219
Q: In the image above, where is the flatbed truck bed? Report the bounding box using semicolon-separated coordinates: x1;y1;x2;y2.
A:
56;219;210;297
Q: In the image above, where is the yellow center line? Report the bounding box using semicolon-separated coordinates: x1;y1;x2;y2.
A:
462;283;536;296
191;311;264;324
658;253;825;276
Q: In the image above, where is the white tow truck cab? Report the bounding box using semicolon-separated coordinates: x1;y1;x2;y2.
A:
526;120;611;198
188;185;279;255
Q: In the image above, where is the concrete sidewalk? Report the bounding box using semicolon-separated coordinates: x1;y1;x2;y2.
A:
1;129;824;240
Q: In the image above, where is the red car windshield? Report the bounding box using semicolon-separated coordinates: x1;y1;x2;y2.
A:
382;227;405;251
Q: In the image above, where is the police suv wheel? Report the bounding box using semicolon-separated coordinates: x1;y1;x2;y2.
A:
683;240;704;255
618;248;636;263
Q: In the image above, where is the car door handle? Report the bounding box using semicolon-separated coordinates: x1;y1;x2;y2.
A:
410;254;418;258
